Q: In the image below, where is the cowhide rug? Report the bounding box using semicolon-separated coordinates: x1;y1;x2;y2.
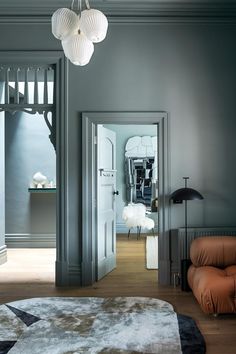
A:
0;297;205;354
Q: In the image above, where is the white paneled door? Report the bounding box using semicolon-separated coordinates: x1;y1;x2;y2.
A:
97;125;117;280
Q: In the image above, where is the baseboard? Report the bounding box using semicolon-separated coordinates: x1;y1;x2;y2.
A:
55;260;69;286
5;233;56;248
68;264;82;285
56;260;82;287
158;260;171;285
0;245;7;265
116;222;131;234
81;260;94;286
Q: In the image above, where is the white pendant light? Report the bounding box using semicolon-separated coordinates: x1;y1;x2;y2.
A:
79;9;108;43
51;0;108;66
51;8;79;40
62;31;94;66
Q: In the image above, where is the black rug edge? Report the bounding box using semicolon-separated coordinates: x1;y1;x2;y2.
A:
0;341;17;354
177;313;206;354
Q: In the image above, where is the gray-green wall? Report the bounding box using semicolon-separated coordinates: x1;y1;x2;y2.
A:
0;17;236;281
69;23;236;229
104;124;157;232
5;111;56;246
0;83;6;263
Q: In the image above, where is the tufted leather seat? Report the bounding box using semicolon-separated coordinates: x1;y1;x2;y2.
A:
188;236;236;314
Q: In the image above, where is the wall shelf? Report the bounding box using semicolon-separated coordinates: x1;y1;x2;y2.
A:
28;188;56;193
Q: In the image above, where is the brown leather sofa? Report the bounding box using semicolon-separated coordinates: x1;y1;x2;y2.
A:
188;236;236;314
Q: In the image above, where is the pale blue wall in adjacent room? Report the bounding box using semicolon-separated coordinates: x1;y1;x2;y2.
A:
104;124;157;233
5;111;56;242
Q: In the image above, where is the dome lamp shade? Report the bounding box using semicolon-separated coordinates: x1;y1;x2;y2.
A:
51;8;79;40
51;0;108;66
79;9;108;43
62;31;94;66
171;188;204;204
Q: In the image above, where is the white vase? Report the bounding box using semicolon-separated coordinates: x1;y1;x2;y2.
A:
33;172;47;188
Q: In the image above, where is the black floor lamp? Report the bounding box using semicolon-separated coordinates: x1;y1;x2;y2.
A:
170;177;204;291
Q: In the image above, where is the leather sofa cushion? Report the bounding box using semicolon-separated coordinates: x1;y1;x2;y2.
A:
226;265;236;276
190;236;236;268
188;265;236;314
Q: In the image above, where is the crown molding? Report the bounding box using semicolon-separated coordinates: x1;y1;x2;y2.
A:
0;16;236;25
0;1;235;23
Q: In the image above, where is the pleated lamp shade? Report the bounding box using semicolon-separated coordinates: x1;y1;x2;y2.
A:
51;8;79;40
62;32;94;66
79;9;108;43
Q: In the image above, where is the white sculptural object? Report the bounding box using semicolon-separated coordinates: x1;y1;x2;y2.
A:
33;172;47;188
122;203;155;230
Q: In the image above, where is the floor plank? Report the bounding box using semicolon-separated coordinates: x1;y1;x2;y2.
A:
0;234;235;354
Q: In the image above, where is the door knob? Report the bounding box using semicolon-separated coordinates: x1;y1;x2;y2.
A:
113;191;119;195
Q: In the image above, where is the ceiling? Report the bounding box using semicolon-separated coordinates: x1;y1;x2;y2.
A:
0;1;235;18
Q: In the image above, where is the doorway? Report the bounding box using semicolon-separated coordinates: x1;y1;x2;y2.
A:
0;51;67;287
0;66;56;284
96;124;159;281
82;112;170;286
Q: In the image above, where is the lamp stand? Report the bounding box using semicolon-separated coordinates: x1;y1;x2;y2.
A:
181;178;191;291
185;198;187;259
171;176;203;292
181;259;192;291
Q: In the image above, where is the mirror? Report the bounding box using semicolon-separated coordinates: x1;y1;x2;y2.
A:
125;136;158;211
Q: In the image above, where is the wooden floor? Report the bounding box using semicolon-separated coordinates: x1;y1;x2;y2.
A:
0;235;235;354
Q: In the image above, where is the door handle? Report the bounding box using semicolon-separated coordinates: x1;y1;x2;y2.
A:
99;168;117;172
99;168;117;176
113;191;119;195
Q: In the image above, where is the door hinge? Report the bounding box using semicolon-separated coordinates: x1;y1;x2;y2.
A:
94;136;97;144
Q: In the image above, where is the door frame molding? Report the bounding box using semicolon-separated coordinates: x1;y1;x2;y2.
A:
0;51;69;286
82;112;171;285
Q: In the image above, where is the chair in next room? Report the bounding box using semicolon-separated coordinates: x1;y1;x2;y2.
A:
122;203;155;239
